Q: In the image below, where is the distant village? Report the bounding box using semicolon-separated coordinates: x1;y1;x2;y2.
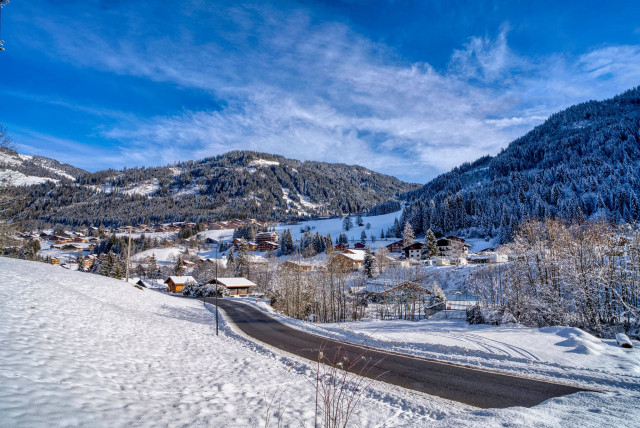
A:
10;214;510;322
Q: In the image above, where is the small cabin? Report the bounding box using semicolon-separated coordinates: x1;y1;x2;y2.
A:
210;277;257;296
164;276;197;293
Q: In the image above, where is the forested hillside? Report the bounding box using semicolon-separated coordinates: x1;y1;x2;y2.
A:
2;150;419;228
402;86;640;242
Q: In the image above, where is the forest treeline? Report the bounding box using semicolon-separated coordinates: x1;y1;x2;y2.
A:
1;150;419;228
401;87;640;243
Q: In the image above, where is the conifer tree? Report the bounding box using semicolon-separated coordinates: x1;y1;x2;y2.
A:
227;248;235;265
403;222;415;247
325;233;334;255
342;216;353;231
424;229;439;258
148;253;159;280
173;256;185;276
234;244;250;277
363;247;374;278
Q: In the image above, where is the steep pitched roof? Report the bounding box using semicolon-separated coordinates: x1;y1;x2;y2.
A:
213;277;257;288
165;276;197;285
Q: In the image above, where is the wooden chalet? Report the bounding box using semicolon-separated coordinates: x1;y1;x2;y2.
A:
335;243;348;252
354;242;366;250
255;231;279;244
164;276;197;293
386;240;404;253
62;243;84;252
209;277;257;296
402;242;424;260
436;236;471;258
281;260;313;272
331;249;365;271
257;241;279;252
232;238;258;251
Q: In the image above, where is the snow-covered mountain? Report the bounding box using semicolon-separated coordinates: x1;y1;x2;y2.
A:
3;150;420;228
401;86;640;241
0;148;85;185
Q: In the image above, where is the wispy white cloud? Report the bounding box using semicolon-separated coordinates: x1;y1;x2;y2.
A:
15;2;640;182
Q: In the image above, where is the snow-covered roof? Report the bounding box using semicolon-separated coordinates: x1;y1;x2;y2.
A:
214;277;257;288
338;249;366;262
165;276;197;285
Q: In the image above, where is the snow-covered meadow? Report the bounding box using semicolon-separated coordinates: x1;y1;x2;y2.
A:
240;299;640;393
2;257;639;427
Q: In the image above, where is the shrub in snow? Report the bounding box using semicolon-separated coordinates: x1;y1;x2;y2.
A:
182;284;223;298
466;305;484;325
479;307;517;326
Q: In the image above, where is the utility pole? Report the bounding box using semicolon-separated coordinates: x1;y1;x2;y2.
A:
125;226;132;283
215;245;219;336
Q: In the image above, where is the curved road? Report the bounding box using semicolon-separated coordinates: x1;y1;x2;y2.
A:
208;298;589;409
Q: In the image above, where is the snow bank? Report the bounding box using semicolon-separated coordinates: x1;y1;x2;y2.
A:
236;299;640;393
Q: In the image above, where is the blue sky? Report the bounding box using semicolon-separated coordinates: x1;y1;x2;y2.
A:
2;1;640;183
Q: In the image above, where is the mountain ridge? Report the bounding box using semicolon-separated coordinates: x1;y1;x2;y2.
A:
401;86;640;241
0;149;420;227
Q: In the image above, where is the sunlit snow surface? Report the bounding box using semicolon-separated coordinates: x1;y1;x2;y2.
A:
1;258;639;427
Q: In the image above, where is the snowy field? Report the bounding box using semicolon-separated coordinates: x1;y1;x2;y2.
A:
275;209;403;249
130;246;186;265
240;299;640;393
2;257;639;427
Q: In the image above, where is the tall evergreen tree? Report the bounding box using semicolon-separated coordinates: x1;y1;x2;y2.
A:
423;229;439;258
403;222;415;247
325;233;334;255
363;246;374;278
234;245;250;277
342;216;353;231
173;256;185;276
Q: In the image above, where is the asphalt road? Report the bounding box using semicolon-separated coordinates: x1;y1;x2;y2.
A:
208;298;590;409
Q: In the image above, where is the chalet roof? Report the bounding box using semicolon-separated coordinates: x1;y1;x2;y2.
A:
380;281;432;295
164;276;197;285
258;241;279;248
337;250;365;262
212;277;257;288
402;242;424;250
256;231;278;238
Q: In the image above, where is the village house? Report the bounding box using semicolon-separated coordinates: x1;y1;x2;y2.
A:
331;249;365;271
232;238;258;251
164;276;197;293
467;252;508;264
209;277;257;296
335;243;348;252
281;260;313;272
402;242;424;260
255;231;279;244
82;255;98;269
354;242;366;250
62;243;85;252
257;241;279;252
386;240;405;253
436;236;471;258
